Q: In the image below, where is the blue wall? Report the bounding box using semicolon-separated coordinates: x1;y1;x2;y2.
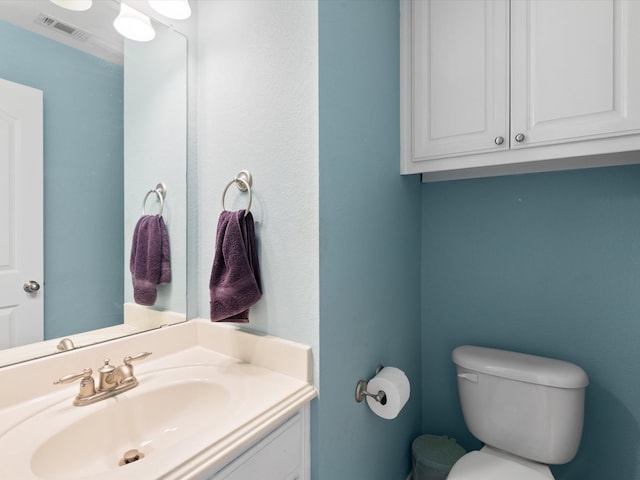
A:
0;21;124;338
421;164;640;479
318;1;422;478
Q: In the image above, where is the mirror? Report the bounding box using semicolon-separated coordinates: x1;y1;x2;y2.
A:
0;0;187;367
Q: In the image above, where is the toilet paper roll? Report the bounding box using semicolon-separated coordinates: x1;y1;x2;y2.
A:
365;366;410;419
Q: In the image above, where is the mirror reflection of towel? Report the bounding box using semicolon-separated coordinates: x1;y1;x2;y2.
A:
210;210;262;322
130;215;171;306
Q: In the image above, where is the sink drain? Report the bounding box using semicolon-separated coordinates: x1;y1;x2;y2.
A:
119;449;145;466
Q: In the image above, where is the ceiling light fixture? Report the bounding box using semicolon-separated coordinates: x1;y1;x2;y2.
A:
113;3;155;42
147;0;191;20
49;0;93;11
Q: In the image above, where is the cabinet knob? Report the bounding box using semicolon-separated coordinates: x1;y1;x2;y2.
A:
515;133;526;143
494;136;505;145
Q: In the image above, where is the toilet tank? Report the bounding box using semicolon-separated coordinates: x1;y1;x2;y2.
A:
452;345;589;465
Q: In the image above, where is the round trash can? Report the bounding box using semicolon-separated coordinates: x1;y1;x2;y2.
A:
411;434;466;480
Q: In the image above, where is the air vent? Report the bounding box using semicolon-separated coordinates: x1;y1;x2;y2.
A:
34;13;91;41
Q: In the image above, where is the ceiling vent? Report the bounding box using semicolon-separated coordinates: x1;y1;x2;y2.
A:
34;13;91;41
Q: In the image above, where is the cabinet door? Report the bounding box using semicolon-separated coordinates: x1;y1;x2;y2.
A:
212;413;304;480
511;0;640;148
407;0;509;161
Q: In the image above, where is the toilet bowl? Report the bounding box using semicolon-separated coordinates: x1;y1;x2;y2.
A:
448;446;553;479
447;346;588;479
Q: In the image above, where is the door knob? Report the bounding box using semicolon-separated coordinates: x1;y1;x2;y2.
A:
514;133;526;143
23;280;40;293
494;136;505;145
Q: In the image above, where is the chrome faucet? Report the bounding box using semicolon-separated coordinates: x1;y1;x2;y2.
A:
54;352;152;406
56;338;75;352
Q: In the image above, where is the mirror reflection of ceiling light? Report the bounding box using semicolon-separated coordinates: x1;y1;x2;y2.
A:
147;0;191;20
49;0;93;11
113;3;155;42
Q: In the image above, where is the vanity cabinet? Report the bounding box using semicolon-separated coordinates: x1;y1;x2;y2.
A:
401;0;640;180
206;408;309;480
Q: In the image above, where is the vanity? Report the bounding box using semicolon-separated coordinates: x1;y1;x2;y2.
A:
0;319;316;480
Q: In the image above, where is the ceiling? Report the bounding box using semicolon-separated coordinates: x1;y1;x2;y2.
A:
0;0;125;64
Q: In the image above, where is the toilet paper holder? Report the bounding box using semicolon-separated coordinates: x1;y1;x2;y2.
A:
355;365;387;405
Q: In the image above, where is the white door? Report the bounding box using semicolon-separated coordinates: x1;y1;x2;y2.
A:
409;0;509;161
511;0;640;148
0;78;43;349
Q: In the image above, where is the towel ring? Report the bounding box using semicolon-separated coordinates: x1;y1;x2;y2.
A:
142;183;166;216
221;170;252;217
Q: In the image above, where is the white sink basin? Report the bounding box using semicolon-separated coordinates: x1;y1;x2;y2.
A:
0;320;316;480
31;368;233;479
0;354;310;480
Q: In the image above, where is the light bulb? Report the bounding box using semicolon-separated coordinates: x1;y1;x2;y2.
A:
49;0;93;11
113;3;156;42
147;0;191;20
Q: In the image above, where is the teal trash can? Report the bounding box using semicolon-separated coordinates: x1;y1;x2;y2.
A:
411;434;466;480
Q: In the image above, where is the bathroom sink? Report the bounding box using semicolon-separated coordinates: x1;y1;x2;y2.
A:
0;360;303;480
0;321;316;480
31;373;233;479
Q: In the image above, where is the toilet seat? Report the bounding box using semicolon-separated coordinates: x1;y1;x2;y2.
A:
447;447;554;480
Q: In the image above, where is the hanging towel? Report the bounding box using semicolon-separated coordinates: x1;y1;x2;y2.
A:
210;210;262;322
130;215;171;306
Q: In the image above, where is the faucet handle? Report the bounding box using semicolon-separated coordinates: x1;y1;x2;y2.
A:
123;351;152;366
54;368;92;385
53;368;96;399
116;352;152;385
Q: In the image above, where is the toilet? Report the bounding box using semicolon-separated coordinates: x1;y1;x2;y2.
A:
447;345;589;479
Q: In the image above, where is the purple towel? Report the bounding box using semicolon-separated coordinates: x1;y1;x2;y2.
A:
210;210;262;322
130;215;171;306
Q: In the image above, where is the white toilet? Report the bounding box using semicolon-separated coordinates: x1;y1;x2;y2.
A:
447;345;589;480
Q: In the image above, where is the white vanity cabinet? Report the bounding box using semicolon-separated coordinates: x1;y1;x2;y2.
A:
206;408;309;480
401;0;640;180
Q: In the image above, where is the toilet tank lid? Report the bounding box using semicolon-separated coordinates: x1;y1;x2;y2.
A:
452;346;589;388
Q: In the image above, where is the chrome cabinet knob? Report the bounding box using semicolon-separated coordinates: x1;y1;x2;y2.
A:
494;136;505;145
23;280;40;293
514;133;526;143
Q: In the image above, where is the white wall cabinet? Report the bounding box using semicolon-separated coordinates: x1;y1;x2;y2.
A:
401;0;640;181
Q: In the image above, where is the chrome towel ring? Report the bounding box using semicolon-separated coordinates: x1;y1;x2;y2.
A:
221;170;253;217
142;183;167;216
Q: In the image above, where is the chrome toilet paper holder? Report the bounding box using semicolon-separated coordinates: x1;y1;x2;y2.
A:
355;365;387;405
